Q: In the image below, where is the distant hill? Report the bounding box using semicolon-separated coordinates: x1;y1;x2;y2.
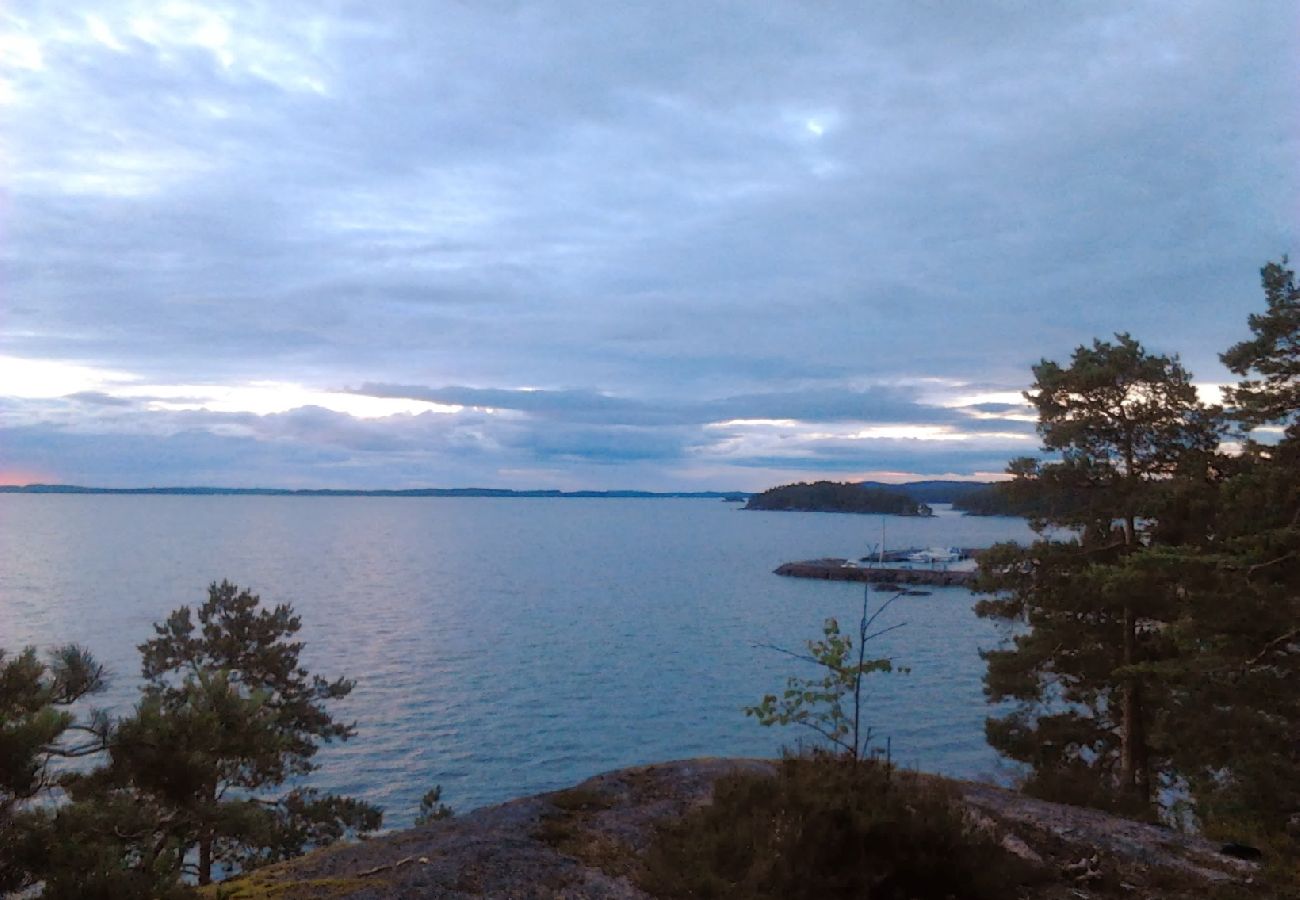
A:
744;481;929;516
857;480;998;505
949;481;1058;518
0;484;752;500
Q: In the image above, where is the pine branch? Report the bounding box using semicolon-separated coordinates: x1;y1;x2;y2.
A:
1245;550;1297;583
1245;629;1300;668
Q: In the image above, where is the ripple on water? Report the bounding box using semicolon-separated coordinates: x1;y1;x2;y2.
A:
0;496;1036;826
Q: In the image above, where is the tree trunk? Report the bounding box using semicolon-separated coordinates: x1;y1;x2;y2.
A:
1119;604;1151;806
199;780;217;885
199;831;212;885
1118;488;1150;805
852;586;867;762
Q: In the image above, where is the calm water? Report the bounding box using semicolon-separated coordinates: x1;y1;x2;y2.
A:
0;496;1037;828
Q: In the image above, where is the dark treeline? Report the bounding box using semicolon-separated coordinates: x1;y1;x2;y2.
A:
745;480;1016;516
745;481;930;515
860;480;994;505
951;483;1051;517
973;259;1299;868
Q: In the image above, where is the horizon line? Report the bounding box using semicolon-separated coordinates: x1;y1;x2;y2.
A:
0;479;996;497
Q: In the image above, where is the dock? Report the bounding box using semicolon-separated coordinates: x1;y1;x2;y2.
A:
774;557;979;587
870;547;982;564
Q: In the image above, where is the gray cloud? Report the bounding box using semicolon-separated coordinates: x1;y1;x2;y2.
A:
963;402;1031;415
1;1;1294;486
727;448;1038;476
351;382;988;429
63;391;137;407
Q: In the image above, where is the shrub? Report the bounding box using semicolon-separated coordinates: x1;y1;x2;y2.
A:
640;755;1029;900
414;785;454;825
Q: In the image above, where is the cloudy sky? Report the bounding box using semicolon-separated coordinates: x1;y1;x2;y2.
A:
1;1;1296;490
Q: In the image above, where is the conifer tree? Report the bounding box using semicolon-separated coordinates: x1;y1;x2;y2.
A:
975;334;1221;810
1222;257;1300;439
52;581;382;887
0;645;105;893
1157;258;1300;847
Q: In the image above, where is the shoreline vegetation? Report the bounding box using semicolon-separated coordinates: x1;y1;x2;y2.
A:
743;479;1004;516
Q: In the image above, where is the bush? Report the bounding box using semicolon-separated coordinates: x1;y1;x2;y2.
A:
414;785;454;825
640;755;1029;900
1018;762;1154;821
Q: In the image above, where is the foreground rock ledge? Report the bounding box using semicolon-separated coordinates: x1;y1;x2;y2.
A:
210;758;1262;899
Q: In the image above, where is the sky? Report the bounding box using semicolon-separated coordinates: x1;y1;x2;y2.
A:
1;1;1296;490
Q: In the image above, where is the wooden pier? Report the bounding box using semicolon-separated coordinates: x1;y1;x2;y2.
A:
774;558;978;587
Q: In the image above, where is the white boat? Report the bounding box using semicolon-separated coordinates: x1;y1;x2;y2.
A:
907;546;962;564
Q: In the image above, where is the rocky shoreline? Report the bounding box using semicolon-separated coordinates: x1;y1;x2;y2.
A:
208;758;1264;899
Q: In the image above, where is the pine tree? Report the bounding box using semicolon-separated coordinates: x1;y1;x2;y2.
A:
1157;258;1300;849
975;334;1221;810
61;581;382;886
0;645;105;893
1222;257;1300;439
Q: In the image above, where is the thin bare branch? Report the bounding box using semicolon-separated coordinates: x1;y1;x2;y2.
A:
358;855;429;878
1246;629;1300;667
751;642;821;666
1246;550;1298;583
863;622;908;643
861;590;906;633
794;719;853;755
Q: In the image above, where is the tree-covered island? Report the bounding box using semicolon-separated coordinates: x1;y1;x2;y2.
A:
744;480;932;515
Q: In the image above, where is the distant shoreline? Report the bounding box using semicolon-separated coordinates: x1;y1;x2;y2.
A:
0;484;752;500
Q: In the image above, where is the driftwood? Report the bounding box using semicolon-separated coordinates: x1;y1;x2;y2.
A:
357;855;429;877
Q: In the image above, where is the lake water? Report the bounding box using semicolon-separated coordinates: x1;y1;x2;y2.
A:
0;495;1038;828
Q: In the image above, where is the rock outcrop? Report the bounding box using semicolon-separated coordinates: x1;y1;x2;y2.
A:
211;758;1266;899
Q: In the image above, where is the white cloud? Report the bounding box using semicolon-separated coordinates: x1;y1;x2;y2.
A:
0;30;44;70
136;382;461;418
0;356;139;398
